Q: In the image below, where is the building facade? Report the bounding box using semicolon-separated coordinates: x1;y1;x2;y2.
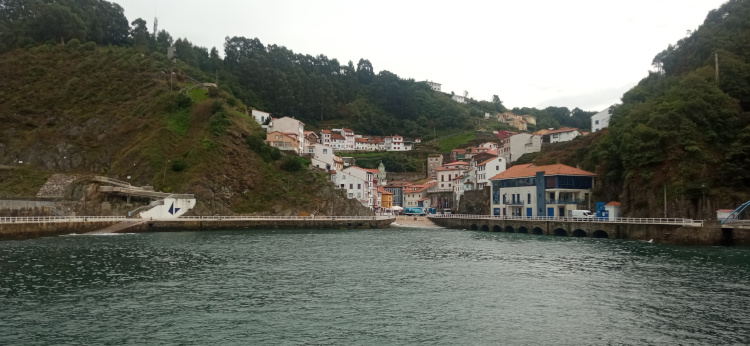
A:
490;163;595;218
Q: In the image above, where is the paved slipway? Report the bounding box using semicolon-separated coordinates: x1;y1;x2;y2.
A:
392;215;440;228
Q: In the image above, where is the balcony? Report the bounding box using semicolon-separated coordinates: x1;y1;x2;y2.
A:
547;199;584;205
504;200;525;206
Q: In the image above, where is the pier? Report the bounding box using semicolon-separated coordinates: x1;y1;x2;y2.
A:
428;215;750;246
0;215;396;240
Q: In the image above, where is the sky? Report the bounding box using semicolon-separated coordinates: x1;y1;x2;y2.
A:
113;0;727;112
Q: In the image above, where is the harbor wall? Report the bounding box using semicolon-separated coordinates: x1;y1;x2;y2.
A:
428;217;745;246
0;221;120;240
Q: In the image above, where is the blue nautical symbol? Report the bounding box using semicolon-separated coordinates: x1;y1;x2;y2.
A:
168;202;181;215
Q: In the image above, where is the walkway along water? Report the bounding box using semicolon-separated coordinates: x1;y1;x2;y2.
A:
428;215;750;246
0;216;396;241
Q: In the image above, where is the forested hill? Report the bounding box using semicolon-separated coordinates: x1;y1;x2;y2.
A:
536;0;750;218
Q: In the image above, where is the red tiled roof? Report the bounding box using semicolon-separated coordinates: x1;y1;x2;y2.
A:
331;134;345;140
321;130;331;134
477;156;499;166
605;201;622;206
355;138;370;143
542;127;580;135
489;163;595;180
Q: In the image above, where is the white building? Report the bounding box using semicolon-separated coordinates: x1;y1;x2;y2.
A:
505;133;542;162
384;135;406;151
475;156;506;189
333;128;356;150
436;161;469;192
489;163;595;218
307;143;342;172
424;81;441;92
268;117;305;153
342;166;377;208
333;170;371;208
540;127;581;145
452;94;466;104
591;107;613;133
251;109;271;125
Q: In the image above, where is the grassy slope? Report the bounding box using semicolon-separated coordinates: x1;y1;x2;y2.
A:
0;44;354;215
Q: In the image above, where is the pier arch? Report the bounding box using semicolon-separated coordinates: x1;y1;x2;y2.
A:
533;227;544;235
573;229;587;237
593;230;608;238
518;226;528;234
481;225;489;232
493;225;502;232
470;224;478;230
504;225;515;233
554;228;568;237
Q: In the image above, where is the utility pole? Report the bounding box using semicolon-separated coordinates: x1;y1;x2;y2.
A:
664;185;667;218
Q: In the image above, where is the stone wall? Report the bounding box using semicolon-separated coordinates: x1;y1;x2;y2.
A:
458;188;490;215
0;220;120;240
428;217;741;246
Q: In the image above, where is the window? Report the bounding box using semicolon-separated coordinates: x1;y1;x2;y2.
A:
528;193;531;204
496;166;499;170
323;149;328;154
357;184;361;189
595;120;599;125
349;184;353;189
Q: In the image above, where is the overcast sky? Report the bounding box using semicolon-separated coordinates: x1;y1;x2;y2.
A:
114;0;726;112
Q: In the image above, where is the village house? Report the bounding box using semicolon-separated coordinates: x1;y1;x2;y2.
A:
403;181;437;208
265;131;299;152
436;161;469;192
499;133;542;162
591;107;613;133
303;131;319;148
535;127;581;144
268;117;305;153
378;187;394;210
427;154;444;179
307;143;342;172
384;181;411;207
489;163;595;218
251;109;271;125
384;135;406;151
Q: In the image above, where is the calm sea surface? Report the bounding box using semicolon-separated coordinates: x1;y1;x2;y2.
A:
1;226;750;345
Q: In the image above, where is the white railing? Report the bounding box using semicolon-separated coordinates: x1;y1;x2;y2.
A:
0;216;127;223
0;215;395;223
428;214;703;226
177;215;394;221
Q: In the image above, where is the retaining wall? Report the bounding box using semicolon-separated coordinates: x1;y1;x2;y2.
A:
0;221;120;240
428;217;738;246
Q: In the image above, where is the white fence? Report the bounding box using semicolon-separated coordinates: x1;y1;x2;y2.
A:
0;215;394;223
0;216;127;223
429;214;703;227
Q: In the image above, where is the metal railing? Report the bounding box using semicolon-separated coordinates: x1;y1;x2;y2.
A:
177;215;394;221
0;216;127;223
0;215;395;223
428;214;703;226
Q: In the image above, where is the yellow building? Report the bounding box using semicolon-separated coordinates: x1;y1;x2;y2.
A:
379;187;394;209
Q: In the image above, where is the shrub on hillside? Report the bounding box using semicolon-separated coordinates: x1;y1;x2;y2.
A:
171;160;186;171
280;156;310;172
176;92;192;109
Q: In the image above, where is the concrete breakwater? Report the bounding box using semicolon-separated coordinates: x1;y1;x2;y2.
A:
428;216;750;246
0;216;397;241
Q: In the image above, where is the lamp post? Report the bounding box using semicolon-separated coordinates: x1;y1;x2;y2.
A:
701;184;706;219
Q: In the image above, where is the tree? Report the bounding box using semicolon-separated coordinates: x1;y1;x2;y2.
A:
29;2;85;44
492;94;506;112
356;58;374;84
129;18;149;46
